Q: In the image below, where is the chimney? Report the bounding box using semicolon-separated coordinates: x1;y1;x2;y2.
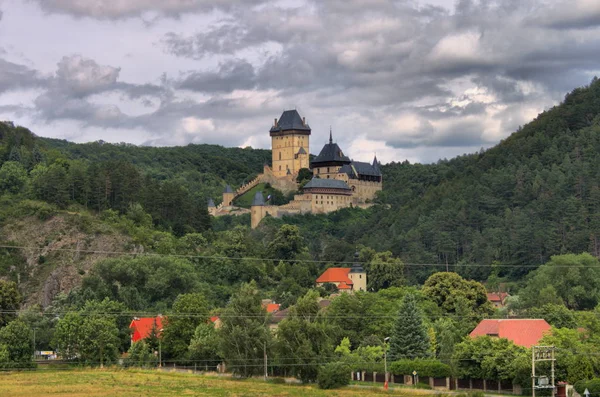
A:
302;117;306;126
274;118;277;127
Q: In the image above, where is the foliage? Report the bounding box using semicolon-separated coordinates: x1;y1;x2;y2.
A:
366;251;405;291
0;280;21;327
334;337;384;373
0;319;34;369
452;336;528;381
78;315;120;366
0;161;27;194
575;379;600;397
525;304;577;328
162;293;210;361
422;272;494;318
317;362;351;389
125;341;157;368
389;293;431;361
389;359;450;377
519;253;600;310
52;312;83;360
218;282;272;377
276;290;334;382
188;322;221;369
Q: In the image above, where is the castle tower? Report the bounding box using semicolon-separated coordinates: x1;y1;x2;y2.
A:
222;185;234;207
311;129;351;179
250;191;265;229
348;251;367;292
207;198;217;216
270;110;311;178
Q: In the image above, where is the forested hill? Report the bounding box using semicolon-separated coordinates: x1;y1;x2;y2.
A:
1;79;599;287
284;79;600;283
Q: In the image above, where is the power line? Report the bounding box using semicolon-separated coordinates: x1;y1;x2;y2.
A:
0;244;587;268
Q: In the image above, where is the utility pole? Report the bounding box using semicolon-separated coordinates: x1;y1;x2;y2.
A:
384;337;390;390
532;346;556;397
32;328;37;360
264;341;268;381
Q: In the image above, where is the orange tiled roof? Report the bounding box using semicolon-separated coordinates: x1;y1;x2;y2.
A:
487;292;509;302
469;319;551;348
337;282;352;290
316;267;352;284
130;317;163;343
265;303;281;313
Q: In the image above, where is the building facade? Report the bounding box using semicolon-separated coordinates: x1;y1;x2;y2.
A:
209;110;383;228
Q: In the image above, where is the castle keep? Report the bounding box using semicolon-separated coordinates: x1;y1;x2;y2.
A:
208;110;382;228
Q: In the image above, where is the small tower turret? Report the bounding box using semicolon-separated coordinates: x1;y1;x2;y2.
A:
222;184;234;207
251;191;265;229
207;198;217;216
348;251;367;292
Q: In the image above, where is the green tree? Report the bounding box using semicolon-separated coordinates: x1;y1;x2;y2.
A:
519;253;600;310
267;224;307;260
52;312;83;360
79;316;119;367
0;280;21;327
366;251;405;291
0;161;28;194
218;282;271;377
276;290;334;382
0;319;34;368
162;293;209;361
188;322;220;370
422;272;494;317
389;293;430;360
125;340;157;368
525;304;577;328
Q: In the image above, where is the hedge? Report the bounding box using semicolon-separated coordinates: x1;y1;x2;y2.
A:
389;359;451;378
317;363;351;389
574;379;600;397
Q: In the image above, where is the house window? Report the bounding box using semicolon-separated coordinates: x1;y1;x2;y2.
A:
359;275;362;279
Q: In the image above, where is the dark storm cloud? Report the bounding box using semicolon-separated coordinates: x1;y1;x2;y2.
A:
0;58;41;93
31;0;266;19
177;59;256;92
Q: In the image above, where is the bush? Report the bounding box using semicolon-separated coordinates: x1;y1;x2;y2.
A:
390;359;451;377
415;382;432;389
317;362;351;389
575;379;600;396
267;377;286;384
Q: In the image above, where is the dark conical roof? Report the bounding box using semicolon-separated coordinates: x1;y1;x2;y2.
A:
297;147;307;155
252;191;265;206
207;198;216;207
270;110;311;132
224;185;233;193
349;250;364;273
311;131;351;166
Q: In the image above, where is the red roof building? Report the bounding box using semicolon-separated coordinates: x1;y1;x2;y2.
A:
487;292;510;308
130;316;163;343
265;303;281;313
469;319;551;347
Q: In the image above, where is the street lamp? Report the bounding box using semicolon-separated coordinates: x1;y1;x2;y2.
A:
384;337;390;390
158;329;164;368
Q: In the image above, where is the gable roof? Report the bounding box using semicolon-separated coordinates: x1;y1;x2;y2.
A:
487;292;509;302
316;267;353;284
130;316;163;343
311;142;351;166
469;319;551;347
265;303;281;313
270;110;311;132
303;178;351;190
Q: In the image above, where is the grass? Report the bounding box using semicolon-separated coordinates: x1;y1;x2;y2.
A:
0;368;437;397
233;183;282;208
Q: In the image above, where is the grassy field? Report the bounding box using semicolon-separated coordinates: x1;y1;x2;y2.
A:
0;369;435;397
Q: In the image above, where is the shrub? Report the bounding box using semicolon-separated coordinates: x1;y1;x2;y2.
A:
575;379;600;396
390;359;451;377
267;377;286;384
415;382;432;389
317;363;351;389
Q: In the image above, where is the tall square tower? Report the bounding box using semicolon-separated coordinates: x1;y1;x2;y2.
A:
270;110;311;178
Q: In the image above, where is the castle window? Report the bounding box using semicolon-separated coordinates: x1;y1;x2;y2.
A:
279;166;282;171
359;275;362;279
279;152;281;160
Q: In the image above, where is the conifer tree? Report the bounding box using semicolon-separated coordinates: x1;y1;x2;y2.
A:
389;293;430;361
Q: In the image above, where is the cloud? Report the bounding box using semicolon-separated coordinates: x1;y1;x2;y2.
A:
55;55;120;97
31;0;265;19
0;58;41;93
534;0;600;30
177;59;256;92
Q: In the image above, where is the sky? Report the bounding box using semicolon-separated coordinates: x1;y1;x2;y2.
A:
0;0;600;164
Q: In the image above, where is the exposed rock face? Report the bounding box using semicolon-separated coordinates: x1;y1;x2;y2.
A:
1;214;132;308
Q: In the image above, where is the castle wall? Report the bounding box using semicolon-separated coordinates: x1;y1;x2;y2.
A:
312;165;342;179
334;174;382;202
309;191;353;213
271;134;309;177
222;192;234;206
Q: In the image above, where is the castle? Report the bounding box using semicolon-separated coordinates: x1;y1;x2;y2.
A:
208;110;382;228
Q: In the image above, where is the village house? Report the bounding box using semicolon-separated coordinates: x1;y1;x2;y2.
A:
316;252;367;293
469;319;551;348
486;292;510;308
130;316;163;343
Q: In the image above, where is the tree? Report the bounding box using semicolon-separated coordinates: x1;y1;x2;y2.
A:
267;224;307;260
188;322;220;370
0;161;27;194
0;280;21;327
52;312;83;360
519;253;600;310
78;316;119;367
162;293;209;361
276;290;334;382
125;340;157;368
525;304;577;328
0;319;34;368
422;272;494;317
366;251;405;291
389;293;430;360
218;282;271;377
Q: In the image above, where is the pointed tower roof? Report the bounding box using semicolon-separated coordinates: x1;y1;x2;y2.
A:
297;147;307;155
252;191;265;206
349;251;364;273
223;185;233;193
311;129;351;167
207;198;216;208
372;154;380;172
270;110;311;133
